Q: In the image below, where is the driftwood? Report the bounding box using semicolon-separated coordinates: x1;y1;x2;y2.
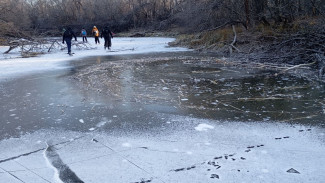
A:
206;21;247;32
275;61;316;76
205;21;245;55
229;25;240;54
130;33;145;37
3;38;92;57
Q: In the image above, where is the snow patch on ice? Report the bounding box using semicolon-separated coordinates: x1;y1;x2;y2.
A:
194;123;215;131
96;118;111;128
262;169;269;173
0;37;189;81
122;143;132;147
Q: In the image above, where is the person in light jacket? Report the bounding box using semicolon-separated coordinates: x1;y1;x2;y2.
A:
92;26;100;44
81;28;87;43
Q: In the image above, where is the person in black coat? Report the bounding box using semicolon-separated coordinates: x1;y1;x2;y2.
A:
101;26;113;50
62;27;77;55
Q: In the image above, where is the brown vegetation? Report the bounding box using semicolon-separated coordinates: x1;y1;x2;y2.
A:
1;0;324;36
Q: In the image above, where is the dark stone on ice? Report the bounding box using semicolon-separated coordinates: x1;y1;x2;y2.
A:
186;167;192;170
210;174;219;179
275;137;282;140
214;156;222;159
174;168;185;172
287;168;300;174
245;149;251;152
299;130;304;132
240;157;246;160
247;146;254;148
283;136;289;138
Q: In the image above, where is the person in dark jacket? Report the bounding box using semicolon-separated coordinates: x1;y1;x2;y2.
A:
62;27;77;55
101;26;113;50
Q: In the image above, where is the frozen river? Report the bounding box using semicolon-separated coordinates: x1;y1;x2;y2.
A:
0;38;325;183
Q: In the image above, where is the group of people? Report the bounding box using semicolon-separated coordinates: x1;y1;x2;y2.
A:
62;26;114;55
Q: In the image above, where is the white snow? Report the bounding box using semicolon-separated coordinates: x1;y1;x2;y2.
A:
195;123;215;131
0;37;188;81
95;118;111;128
0;116;324;183
122;143;132;147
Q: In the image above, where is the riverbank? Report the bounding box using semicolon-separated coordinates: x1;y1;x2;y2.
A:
168;20;325;83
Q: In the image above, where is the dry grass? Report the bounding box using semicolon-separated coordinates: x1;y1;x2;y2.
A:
171;26;246;50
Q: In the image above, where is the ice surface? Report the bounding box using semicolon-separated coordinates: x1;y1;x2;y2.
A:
0;115;324;183
1;36;324;182
0;37;188;80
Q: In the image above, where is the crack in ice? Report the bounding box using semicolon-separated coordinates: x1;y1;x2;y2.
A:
44;143;84;183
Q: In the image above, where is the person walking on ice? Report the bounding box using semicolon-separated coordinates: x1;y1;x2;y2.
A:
101;26;113;50
81;28;87;43
62;27;77;56
92;26;100;44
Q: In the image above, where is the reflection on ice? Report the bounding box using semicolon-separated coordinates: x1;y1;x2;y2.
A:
72;56;325;125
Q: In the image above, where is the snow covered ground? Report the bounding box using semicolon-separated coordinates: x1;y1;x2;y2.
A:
0;37;188;80
0;115;324;183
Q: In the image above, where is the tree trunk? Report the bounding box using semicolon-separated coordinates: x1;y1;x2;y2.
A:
244;0;250;28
